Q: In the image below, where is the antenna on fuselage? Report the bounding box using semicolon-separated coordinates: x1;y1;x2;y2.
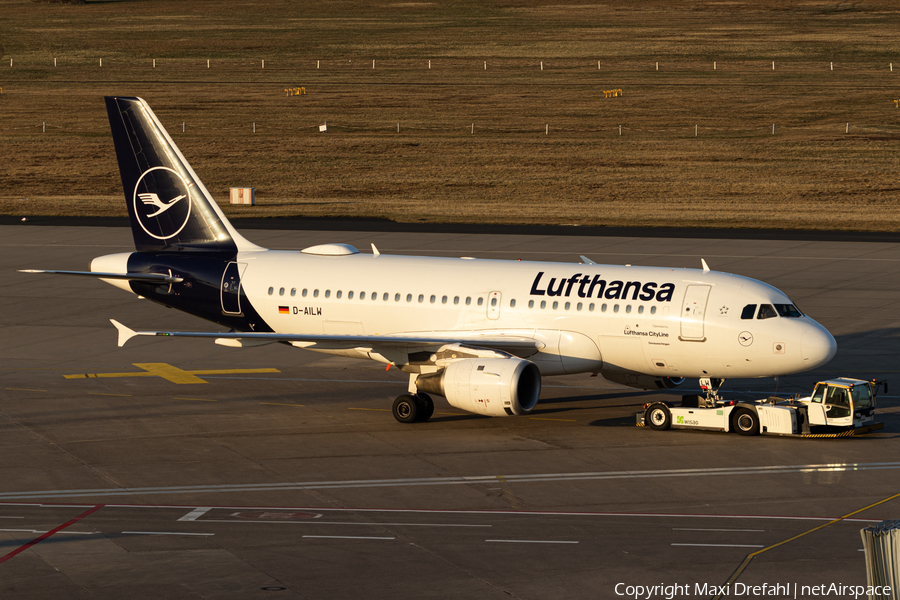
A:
701;258;710;273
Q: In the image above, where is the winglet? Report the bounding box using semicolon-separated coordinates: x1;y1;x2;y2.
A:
110;319;137;347
371;243;380;257
579;255;597;265
701;258;710;273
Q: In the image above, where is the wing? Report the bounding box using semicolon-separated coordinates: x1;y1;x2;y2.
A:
109;319;542;358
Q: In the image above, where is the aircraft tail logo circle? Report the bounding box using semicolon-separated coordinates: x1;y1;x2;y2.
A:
133;167;192;240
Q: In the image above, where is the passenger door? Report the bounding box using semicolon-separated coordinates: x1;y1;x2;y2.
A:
221;261;247;315
680;285;711;341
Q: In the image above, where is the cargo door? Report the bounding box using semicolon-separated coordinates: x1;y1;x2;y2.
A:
680;285;711;341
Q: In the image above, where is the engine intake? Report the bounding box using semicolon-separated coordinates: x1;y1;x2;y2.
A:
416;358;541;417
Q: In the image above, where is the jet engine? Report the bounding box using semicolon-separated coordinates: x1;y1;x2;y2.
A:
416;358;541;417
602;371;685;390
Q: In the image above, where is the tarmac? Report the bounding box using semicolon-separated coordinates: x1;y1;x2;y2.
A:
2;223;899;599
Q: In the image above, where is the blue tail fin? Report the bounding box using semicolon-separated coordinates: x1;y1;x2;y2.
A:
105;96;261;253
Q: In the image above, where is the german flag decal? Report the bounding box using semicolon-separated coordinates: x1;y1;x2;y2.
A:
278;306;290;314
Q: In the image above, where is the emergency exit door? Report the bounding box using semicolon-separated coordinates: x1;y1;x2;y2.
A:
680;284;711;341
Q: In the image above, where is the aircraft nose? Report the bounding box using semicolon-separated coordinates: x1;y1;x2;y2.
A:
801;323;837;368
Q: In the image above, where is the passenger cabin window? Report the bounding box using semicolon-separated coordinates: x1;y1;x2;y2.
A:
510;299;516;308
279;288;285;296
741;304;757;320
528;300;534;308
324;290;331;298
361;292;366;300
491;298;497;307
313;289;319;298
348;291;354;299
477;298;484;306
407;294;412;302
395;293;401;302
267;287;274;295
383;293;389;301
774;304;802;318
757;304;777;319
290;288;296;297
465;297;471;306
337;291;342;299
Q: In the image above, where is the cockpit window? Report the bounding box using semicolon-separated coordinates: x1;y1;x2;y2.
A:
774;304;802;318
757;304;777;319
741;304;757;320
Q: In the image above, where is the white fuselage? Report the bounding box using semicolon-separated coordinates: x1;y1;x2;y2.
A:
235;248;836;379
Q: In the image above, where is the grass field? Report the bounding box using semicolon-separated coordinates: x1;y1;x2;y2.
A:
2;0;900;230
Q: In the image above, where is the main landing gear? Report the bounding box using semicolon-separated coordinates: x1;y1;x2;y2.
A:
392;393;435;423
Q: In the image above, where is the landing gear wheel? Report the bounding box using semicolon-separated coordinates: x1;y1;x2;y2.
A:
392;394;419;423
416;393;434;422
645;403;671;431
732;408;760;436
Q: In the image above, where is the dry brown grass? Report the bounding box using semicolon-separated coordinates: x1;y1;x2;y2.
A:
2;0;900;230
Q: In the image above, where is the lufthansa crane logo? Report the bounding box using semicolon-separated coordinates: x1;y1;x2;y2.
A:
133;166;192;240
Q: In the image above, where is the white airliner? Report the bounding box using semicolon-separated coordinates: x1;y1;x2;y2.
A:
22;97;837;423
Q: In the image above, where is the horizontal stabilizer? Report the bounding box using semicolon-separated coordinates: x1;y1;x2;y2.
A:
19;270;183;283
110;319;138;348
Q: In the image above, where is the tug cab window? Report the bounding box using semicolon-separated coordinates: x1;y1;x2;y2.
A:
774;304;802;318
757;304;777;319
741;304;757;320
852;385;874;410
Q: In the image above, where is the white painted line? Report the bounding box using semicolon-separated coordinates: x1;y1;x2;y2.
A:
201;519;490;527
673;528;765;532
122;531;215;536
0;528;95;535
4;461;899;500
672;543;765;548
487;539;578;544
0;516;25;519
0;502;886;526
177;507;212;522
303;535;394;540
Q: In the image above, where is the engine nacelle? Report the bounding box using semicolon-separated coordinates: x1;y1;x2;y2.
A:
416;358;541;417
602;371;685;390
